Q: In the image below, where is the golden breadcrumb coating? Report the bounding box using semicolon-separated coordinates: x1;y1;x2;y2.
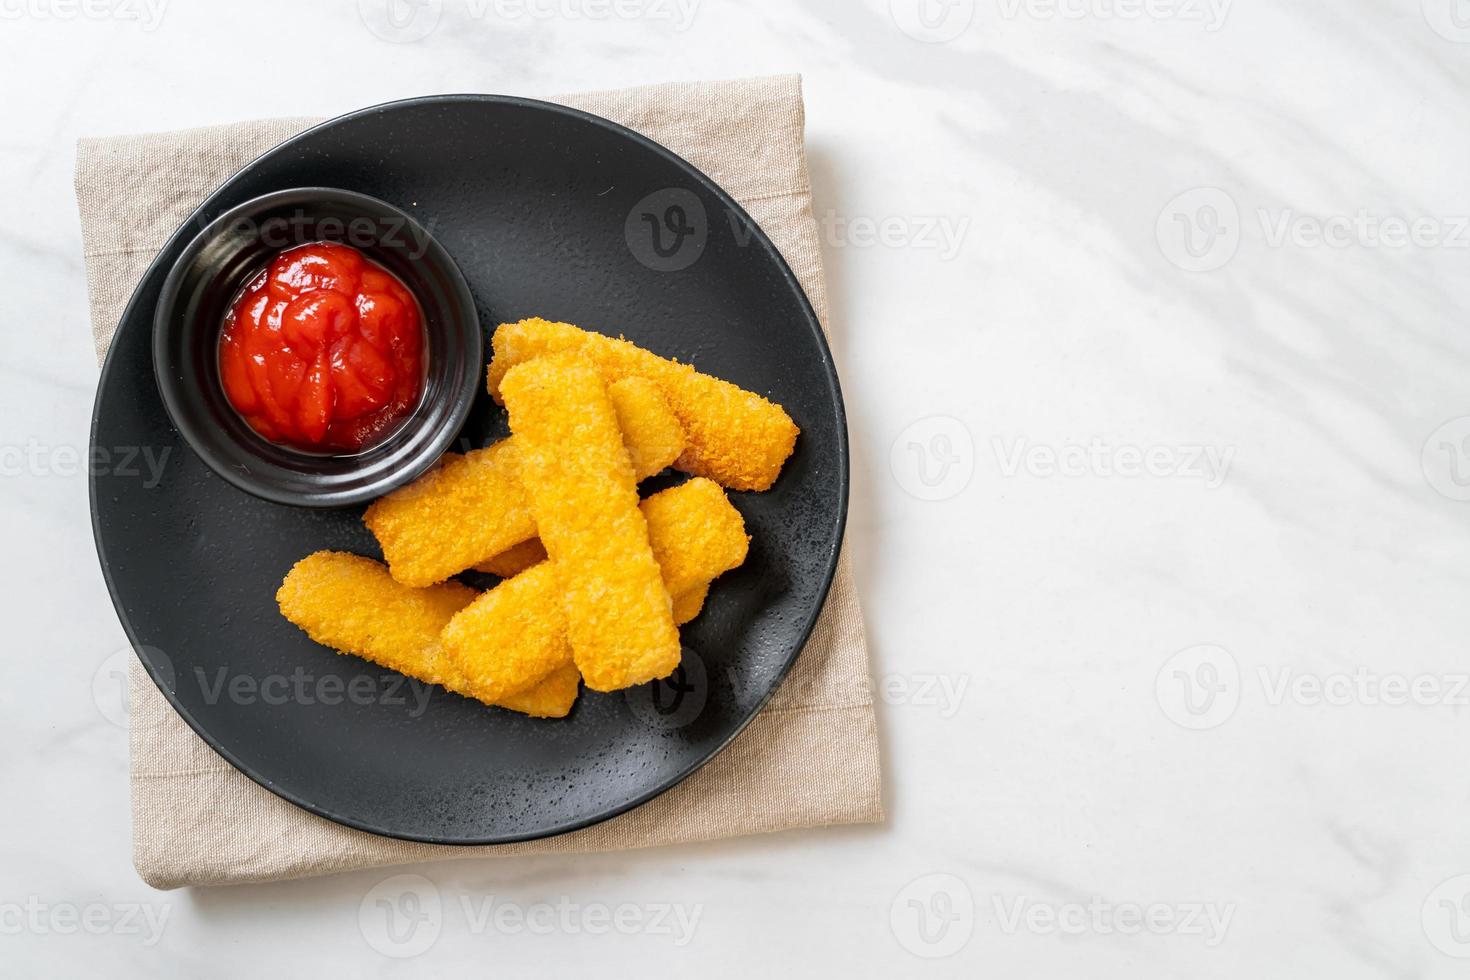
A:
640;474;750;597
487;662;580;718
363;440;528;588
364;376;685;587
670;582;710;624
487;317;799;491
442;477;747;698
500;357;681;691
605;376;686;480
473;537;549;577
276;551;576;718
440;562;566;701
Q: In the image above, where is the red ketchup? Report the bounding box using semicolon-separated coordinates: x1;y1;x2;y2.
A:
218;243;424;452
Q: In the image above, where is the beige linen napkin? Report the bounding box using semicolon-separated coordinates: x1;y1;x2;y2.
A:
76;74;880;889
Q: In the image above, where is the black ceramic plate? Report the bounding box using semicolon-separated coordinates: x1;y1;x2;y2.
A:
90;95;847;844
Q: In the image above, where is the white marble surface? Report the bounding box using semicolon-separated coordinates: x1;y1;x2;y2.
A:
4;0;1470;975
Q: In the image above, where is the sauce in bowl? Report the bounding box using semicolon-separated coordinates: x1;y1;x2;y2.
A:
218;242;425;453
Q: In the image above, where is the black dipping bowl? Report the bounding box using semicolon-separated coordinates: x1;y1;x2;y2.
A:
152;187;481;507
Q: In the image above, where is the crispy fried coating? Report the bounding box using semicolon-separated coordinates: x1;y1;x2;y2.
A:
276;551;576;718
640;474;749;597
364;376;684;587
489;662;580;718
474;537;548;577
442;477;747;698
670;582;710;624
487;317;799;491
363;441;527;588
500;357;692;690
605;376;685;480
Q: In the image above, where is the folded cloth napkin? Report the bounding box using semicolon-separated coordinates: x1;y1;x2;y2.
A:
75;74;880;889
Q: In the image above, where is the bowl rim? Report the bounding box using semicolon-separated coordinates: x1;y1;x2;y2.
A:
150;185;482;508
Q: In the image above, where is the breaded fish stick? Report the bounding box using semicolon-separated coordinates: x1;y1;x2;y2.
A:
476;536;714;622
500;357;681;691
474;536;714;623
442;478;748;700
671;583;710;625
276;551;578;718
474;537;548;578
487;318;799;491
364;376;684;587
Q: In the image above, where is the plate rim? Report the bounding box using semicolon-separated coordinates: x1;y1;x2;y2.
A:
89;92;851;845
